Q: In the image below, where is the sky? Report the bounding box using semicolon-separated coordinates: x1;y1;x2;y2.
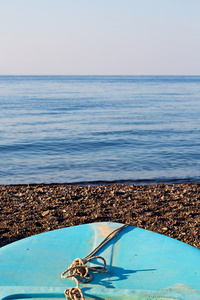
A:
0;0;200;75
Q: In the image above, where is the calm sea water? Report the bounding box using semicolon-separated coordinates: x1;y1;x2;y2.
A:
0;75;200;185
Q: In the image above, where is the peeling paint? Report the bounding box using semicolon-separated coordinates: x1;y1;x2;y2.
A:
165;283;199;293
96;224;114;238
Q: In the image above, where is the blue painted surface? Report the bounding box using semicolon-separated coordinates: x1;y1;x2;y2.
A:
0;222;200;299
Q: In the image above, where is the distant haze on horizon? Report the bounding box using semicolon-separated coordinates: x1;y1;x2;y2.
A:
0;0;200;76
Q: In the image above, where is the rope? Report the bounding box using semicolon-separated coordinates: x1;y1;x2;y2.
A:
61;223;129;300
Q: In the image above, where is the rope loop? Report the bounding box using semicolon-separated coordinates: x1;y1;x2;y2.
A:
64;287;84;300
61;256;108;283
61;258;89;280
64;277;84;300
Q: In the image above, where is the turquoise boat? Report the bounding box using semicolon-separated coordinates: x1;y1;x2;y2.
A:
0;222;200;300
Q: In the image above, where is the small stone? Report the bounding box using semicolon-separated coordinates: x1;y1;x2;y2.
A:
42;210;50;217
162;227;168;231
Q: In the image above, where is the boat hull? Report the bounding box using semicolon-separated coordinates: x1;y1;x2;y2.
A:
0;222;200;299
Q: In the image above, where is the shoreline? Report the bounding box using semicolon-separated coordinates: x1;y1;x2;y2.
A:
2;176;200;187
0;182;199;249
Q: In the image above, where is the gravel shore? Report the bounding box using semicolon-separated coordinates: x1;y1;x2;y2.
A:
0;183;199;248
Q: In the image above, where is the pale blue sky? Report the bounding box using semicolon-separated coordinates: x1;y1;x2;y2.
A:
0;0;200;75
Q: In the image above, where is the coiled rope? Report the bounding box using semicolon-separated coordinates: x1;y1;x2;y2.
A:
61;223;129;300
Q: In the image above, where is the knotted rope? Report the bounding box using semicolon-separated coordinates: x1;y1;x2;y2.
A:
61;223;129;300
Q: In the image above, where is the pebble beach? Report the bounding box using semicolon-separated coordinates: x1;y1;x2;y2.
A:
0;182;199;249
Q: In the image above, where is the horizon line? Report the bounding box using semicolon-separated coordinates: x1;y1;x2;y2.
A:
0;74;200;77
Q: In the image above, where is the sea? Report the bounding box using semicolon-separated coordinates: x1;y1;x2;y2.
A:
0;75;200;186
